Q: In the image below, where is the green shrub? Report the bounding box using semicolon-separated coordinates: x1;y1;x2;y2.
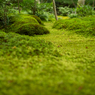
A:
37;3;53;13
68;13;78;18
81;16;95;21
68;5;94;18
58;7;72;16
53;16;95;36
76;5;94;17
35;2;54;21
37;12;54;21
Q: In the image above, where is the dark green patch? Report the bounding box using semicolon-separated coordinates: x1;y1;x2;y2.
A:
17;23;49;36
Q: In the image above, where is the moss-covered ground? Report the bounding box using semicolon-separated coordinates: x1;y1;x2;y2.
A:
0;20;95;95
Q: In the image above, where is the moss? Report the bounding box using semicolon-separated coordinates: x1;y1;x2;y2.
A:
0;21;95;95
32;15;44;25
17;23;50;36
5;14;49;36
10;14;39;25
0;31;59;58
53;16;95;36
53;19;69;29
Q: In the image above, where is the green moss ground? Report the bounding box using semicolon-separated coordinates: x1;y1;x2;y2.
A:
0;20;95;95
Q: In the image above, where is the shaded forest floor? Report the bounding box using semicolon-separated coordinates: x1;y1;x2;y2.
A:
0;21;95;95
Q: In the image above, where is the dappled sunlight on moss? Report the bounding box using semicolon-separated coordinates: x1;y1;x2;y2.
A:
58;16;70;20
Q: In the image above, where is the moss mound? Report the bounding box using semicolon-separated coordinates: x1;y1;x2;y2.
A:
9;14;39;25
16;23;49;36
32;15;44;25
6;14;50;36
53;16;95;36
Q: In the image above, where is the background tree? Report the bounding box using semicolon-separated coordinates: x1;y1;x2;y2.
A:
52;0;58;20
17;0;20;13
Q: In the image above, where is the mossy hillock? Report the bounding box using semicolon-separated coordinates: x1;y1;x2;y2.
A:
53;16;95;36
9;14;39;24
5;14;50;36
16;23;49;36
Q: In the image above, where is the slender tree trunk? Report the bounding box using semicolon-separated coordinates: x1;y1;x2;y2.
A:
52;0;58;20
17;0;20;13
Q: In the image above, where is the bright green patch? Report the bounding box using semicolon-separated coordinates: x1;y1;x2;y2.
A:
58;16;70;19
9;14;39;25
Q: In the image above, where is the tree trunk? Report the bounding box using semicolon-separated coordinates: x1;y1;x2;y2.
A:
17;0;20;13
52;0;58;20
77;0;85;7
